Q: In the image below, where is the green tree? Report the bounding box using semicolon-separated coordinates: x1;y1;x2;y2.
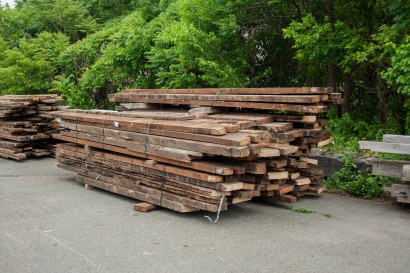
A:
13;0;98;42
0;32;69;94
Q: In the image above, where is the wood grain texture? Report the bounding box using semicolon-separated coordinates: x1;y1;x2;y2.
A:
359;141;410;155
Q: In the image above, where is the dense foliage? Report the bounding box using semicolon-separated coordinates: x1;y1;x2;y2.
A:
1;0;409;125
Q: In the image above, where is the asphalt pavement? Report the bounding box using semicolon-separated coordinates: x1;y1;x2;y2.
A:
1;157;409;273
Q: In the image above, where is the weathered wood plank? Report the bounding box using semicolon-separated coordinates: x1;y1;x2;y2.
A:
206;113;274;125
120;87;328;95
402;165;410;181
317;137;334;147
188;107;222;115
63;128;250;158
54;137;244;176
272;115;317;123
60;120;251;147
134;203;158;212
382;134;410;144
388;184;410;203
108;97;327;114
359;141;410;155
112;93;325;103
57;144;224;182
366;158;408;178
75;175;201;212
56;112;229;136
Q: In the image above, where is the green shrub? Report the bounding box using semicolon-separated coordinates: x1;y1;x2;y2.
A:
324;153;397;199
325;111;402;153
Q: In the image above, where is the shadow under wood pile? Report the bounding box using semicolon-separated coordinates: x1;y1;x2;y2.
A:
360;134;410;204
0;94;68;160
54;87;340;213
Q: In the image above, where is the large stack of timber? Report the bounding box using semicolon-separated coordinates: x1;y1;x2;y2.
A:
54;87;339;213
360;134;410;204
0;94;67;160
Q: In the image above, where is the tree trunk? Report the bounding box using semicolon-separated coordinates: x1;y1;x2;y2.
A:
328;63;337;92
377;72;388;123
327;0;336;93
342;73;352;114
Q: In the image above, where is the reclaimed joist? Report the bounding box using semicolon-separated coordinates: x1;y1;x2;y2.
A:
61;128;250;158
75;175;200;212
269;195;298;203
386;184;410;204
120;87;328;95
55;112;229;136
271;115;317;123
71;108;194;121
134;203;158;212
317;137;334;147
258;122;293;133
59;162;232;205
382;134;410;144
58;154;230;211
59;121;252;147
57;145;225;183
188;107;222;115
307;185;326;194
55;137;244;176
366;158;408;178
112;93;326;103
206;113;274;125
359;141;410;155
108;96;327;114
402;165;410;181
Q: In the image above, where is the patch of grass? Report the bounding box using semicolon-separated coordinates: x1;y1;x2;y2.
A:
290;206;316;214
324;213;334;218
290;206;334;218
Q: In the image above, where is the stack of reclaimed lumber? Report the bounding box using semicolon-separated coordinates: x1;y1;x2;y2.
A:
0;94;66;160
54;87;337;213
360;134;410;204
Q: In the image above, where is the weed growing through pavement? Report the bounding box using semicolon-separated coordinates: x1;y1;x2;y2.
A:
324;213;334;218
289;206;316;214
290;206;334;219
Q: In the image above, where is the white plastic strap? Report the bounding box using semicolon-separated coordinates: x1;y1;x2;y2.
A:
204;196;224;224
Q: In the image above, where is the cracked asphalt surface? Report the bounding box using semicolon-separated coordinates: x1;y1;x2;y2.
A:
1;157;410;273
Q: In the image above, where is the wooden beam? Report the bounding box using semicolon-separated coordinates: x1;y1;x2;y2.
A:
387;184;410;204
120;87;328;95
111;93;325;103
366;158;408;178
108;96;327;114
359;141;410;155
56;112;229;136
401;165;410;182
134;203;158;212
382;134;410;144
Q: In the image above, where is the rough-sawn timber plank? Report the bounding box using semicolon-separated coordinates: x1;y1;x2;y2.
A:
359;141;410;155
120;87;328;95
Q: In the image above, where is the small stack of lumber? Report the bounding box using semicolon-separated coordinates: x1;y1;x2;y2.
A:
54;87;337;213
360;134;410;204
0;94;66;160
109;87;341;113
